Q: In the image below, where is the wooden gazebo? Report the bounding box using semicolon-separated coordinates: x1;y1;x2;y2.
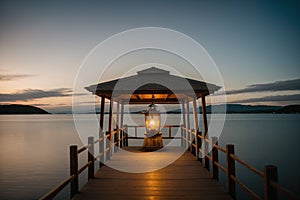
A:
85;67;220;156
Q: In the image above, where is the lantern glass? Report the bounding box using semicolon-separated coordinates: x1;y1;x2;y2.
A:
144;104;161;134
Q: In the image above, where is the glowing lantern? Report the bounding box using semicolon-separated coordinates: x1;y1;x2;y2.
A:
144;103;161;136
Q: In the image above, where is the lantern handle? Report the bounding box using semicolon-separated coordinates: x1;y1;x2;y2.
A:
149;94;155;107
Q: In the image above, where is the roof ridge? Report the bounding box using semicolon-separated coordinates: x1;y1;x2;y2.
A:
137;67;170;75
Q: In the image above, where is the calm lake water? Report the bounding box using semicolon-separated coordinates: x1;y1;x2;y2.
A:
0;114;299;199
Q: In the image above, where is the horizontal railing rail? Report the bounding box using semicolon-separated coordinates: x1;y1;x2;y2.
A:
180;125;300;200
126;125;181;139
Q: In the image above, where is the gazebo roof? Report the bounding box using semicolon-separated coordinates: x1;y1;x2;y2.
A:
85;67;220;104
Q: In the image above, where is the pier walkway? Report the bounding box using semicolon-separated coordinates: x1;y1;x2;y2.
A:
73;147;232;200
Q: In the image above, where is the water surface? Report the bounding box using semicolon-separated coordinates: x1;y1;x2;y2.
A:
0;114;299;199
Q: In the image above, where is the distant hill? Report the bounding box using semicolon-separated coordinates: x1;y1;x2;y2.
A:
276;105;300;113
0;104;50;114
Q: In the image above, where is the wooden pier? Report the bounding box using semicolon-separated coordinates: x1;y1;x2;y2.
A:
73;147;232;200
40;125;300;200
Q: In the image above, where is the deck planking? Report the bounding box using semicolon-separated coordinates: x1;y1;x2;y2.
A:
73;147;232;200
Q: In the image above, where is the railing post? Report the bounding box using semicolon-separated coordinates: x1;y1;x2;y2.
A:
114;128;118;153
125;125;128;147
264;165;278;200
204;135;209;170
70;145;78;198
180;125;184;147
187;128;190;152
123;125;126;147
190;130;193;154
212;137;219;180
196;131;201;160
191;129;195;155
99;131;104;167
88;137;94;180
106;131;111;161
135;126;137;137
120;129;123;148
115;128;119;148
111;130;114;156
226;144;236;199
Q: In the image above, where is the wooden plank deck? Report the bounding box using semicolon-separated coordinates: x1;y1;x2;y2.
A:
73;147;232;200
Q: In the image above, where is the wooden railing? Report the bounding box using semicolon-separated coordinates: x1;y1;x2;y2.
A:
39;127;128;200
181;125;300;200
126;125;181;139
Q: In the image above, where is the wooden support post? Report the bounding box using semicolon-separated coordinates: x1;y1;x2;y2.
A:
192;97;199;160
264;165;278;200
180;124;184;147
120;102;124;128
116;101;120;147
201;96;208;136
99;96;105;167
226;144;236;199
88;137;94;180
212;137;219;180
202;96;208;165
120;102;124;147
100;96;105;132
192;97;199;131
181;100;187;148
125;125;128;146
108;99;113;156
186;101;191;152
70;145;78;198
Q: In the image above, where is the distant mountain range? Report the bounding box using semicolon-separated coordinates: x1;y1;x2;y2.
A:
169;104;300;114
0;104;50;114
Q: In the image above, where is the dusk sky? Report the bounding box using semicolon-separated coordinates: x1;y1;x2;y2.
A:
0;0;299;113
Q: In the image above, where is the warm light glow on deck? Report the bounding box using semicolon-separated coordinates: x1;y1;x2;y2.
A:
144;173;161;197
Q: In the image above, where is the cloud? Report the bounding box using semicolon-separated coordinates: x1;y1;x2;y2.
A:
72;92;89;96
230;94;300;103
30;103;50;107
0;88;73;102
215;78;300;95
0;74;34;81
74;101;98;105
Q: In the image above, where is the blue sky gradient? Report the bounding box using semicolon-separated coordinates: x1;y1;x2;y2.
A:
0;0;299;112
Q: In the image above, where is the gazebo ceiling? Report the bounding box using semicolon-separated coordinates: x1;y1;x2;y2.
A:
85;67;221;104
